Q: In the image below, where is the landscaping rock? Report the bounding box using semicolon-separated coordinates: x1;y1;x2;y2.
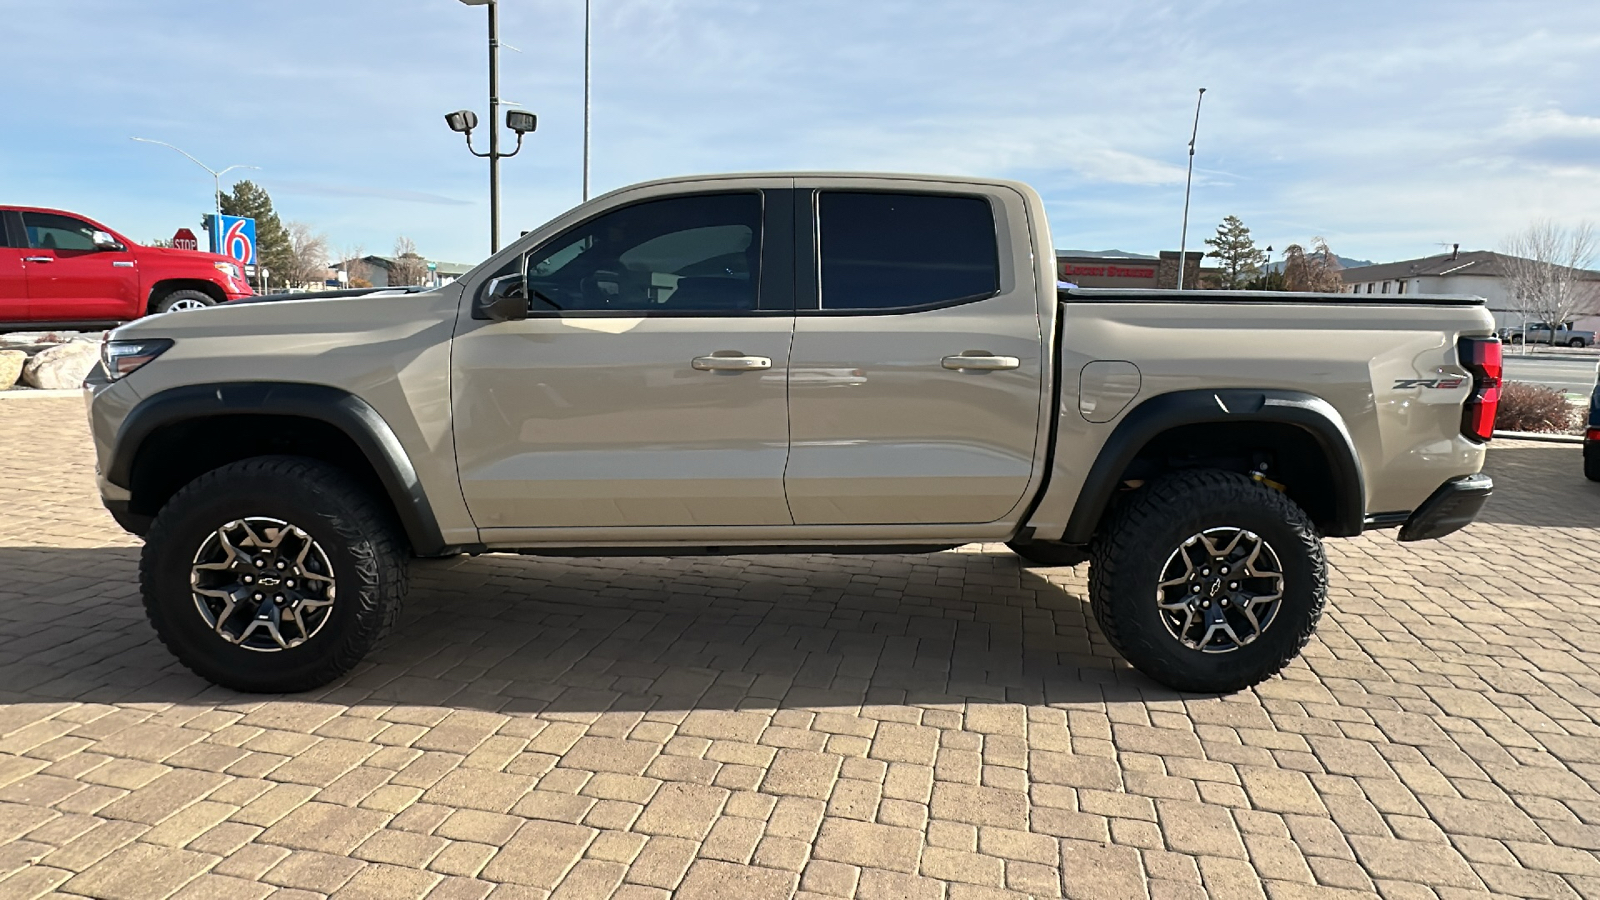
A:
0;350;24;390
23;341;99;390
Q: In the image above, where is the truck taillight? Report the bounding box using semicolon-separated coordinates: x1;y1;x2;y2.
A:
1458;336;1502;443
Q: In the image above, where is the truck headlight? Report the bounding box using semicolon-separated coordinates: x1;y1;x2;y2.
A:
101;339;173;380
213;261;242;280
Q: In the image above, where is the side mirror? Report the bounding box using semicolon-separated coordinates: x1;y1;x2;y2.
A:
92;231;123;251
476;274;528;321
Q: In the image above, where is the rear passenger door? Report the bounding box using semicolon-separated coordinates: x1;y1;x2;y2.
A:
784;182;1045;524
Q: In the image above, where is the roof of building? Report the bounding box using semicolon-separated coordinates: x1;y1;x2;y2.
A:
1340;251;1513;282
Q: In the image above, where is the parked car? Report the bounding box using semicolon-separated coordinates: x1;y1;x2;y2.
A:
0;205;253;330
86;172;1499;696
1586;378;1600;481
1501;323;1595;347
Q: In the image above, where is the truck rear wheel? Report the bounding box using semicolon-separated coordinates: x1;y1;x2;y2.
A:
139;456;407;693
1089;469;1326;693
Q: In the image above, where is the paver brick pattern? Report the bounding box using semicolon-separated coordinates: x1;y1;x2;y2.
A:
1;396;1598;899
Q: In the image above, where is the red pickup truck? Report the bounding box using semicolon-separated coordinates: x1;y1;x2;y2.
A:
0;205;253;330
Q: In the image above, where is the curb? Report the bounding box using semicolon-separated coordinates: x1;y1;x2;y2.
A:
0;388;81;400
1493;430;1584;444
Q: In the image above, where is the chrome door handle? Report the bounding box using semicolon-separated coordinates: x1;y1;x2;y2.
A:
942;354;1019;371
23;256;51;263
692;354;772;371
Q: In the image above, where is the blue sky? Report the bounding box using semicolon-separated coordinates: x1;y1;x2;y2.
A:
5;0;1599;268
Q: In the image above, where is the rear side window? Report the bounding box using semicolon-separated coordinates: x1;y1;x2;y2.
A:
818;192;999;311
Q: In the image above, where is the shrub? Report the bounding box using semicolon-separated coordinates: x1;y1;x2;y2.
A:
1494;381;1581;434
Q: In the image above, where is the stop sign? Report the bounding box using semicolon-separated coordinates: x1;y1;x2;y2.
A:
172;228;198;251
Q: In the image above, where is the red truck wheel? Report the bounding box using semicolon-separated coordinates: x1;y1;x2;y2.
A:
153;289;216;314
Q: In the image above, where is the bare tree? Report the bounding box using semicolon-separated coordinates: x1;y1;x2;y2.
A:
337;245;373;288
282;221;332;289
1281;237;1344;293
389;236;430;287
1500;221;1600;332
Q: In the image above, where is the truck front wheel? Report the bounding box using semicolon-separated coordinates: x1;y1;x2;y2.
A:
152;289;216;314
139;456;407;692
1089;469;1326;693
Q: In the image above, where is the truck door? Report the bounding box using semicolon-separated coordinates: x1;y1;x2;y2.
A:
451;184;797;531
784;183;1045;524
20;211;140;322
0;212;26;322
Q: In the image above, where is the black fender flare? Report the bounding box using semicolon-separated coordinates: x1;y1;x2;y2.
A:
1061;388;1366;544
109;382;450;556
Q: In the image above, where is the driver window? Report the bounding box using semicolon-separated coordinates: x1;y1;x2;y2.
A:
524;192;761;312
22;212;98;252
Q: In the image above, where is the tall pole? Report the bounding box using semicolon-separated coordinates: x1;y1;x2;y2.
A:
583;0;592;201
1176;87;1206;291
488;0;502;252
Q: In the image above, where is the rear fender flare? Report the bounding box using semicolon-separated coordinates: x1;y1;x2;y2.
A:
1061;389;1365;544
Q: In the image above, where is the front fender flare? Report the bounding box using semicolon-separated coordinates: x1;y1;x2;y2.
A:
109;382;450;556
1060;389;1366;544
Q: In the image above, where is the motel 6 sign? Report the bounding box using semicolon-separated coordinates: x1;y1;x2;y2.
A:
208;214;257;266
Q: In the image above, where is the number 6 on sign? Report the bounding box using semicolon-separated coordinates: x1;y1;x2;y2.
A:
212;214;257;266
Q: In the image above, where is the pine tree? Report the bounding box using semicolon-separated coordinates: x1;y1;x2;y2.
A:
1203;215;1267;289
210;180;293;288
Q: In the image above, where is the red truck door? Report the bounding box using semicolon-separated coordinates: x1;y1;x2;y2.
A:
0;212;27;322
20;211;140;322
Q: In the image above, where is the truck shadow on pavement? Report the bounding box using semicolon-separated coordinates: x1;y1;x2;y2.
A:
1474;444;1600;529
0;545;1166;713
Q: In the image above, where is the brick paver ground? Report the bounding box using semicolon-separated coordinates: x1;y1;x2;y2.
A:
1;394;1598;900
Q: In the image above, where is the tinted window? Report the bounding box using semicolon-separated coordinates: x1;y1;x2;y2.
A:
23;212;97;252
818;192;999;310
524;193;761;312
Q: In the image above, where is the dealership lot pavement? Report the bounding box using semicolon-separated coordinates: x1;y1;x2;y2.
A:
1;395;1598;900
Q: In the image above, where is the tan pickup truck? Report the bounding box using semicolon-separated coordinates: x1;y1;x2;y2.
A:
85;173;1502;695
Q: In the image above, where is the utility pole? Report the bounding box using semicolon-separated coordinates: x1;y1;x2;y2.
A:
1176;87;1206;291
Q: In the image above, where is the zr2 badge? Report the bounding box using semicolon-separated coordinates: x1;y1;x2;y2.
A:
1393;377;1465;390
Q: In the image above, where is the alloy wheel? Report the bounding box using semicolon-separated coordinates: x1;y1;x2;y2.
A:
189;517;337;651
1155;527;1285;653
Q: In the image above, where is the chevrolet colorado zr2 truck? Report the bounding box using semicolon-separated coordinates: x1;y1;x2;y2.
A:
1;205;252;330
84;173;1501;695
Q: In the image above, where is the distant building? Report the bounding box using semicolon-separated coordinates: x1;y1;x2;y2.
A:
1339;248;1600;331
1056;251;1208;289
331;257;475;289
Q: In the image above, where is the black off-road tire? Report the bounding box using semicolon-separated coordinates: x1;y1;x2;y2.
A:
151;289;216;314
1585;444;1600;482
1089;469;1327;693
140;456;407;692
1007;541;1090;568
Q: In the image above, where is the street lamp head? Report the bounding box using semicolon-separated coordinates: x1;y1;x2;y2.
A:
458;0;493;4
506;110;537;135
444;109;479;134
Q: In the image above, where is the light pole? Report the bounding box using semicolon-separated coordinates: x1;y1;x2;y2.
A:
1260;245;1273;289
584;0;592;201
130;137;258;246
1176;87;1206;291
452;0;538;253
